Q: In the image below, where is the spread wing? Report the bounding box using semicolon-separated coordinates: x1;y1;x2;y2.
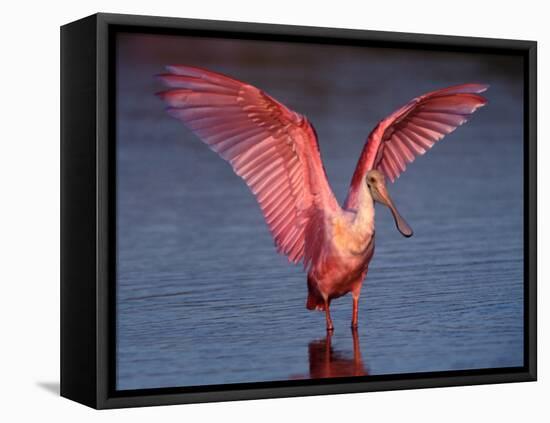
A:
344;83;489;210
157;65;340;264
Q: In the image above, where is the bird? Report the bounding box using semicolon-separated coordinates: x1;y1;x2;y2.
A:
156;65;488;331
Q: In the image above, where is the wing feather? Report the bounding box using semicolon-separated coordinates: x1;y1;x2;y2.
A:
345;84;488;209
157;65;340;265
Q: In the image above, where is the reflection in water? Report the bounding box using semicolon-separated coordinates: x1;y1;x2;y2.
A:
305;329;368;379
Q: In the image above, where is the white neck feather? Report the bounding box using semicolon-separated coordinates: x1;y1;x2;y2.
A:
351;182;375;236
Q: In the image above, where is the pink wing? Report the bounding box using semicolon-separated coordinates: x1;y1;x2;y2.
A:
157;65;340;264
344;83;489;210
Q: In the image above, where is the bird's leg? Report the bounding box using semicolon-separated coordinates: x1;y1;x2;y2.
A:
324;298;334;332
351;292;360;329
351;276;365;329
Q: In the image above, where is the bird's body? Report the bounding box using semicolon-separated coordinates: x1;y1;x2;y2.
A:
305;185;376;329
157;65;488;331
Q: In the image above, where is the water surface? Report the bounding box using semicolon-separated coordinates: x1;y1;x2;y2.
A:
116;34;524;390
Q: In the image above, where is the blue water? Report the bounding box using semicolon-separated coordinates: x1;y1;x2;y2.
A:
115;33;524;390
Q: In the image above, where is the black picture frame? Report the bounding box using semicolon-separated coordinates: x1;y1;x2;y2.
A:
60;12;537;409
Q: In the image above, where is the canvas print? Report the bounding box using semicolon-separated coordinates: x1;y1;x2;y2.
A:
115;32;524;391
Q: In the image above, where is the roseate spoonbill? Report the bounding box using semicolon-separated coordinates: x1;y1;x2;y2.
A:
156;65;488;331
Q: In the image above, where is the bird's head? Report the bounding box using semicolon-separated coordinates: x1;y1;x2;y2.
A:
365;170;413;238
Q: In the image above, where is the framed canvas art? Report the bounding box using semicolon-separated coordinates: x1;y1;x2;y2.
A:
60;13;537;409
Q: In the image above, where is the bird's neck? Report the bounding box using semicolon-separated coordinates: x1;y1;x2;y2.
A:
351;183;375;236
